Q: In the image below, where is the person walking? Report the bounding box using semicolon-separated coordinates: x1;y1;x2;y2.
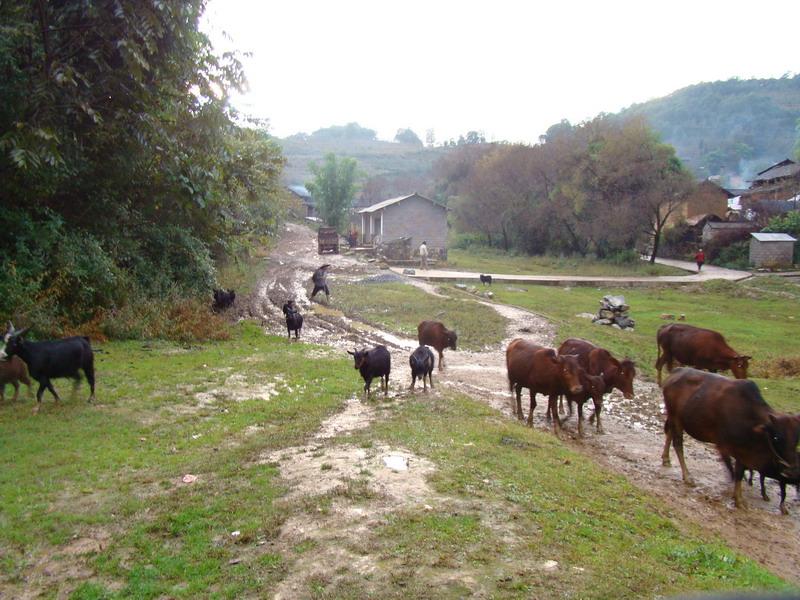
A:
694;248;705;272
419;240;429;270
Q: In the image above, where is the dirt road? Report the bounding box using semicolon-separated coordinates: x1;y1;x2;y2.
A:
245;222;800;584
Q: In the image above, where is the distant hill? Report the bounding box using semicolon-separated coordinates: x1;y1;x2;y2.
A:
622;75;800;185
277;123;447;191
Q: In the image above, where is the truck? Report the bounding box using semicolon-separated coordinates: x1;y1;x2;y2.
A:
317;227;339;254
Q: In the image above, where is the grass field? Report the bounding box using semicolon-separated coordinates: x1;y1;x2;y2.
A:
446;247;686;277
0;322;791;598
333;281;507;351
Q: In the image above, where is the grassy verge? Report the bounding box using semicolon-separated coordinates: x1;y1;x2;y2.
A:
333;281;507;351
447;247;685;277
482;277;800;412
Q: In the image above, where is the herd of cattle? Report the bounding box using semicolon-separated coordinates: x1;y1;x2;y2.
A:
336;311;799;516
2;275;799;516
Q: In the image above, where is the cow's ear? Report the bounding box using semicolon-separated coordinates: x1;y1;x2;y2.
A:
347;350;355;356
14;327;29;338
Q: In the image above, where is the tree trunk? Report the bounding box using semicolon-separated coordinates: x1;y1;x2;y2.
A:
650;223;661;263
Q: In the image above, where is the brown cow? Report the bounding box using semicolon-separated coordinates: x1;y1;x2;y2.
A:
506;339;583;434
558;370;606;437
661;367;800;513
557;338;635;399
0;355;32;402
656;323;750;385
417;321;457;370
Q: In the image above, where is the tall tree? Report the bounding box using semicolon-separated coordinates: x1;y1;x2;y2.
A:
307;153;359;231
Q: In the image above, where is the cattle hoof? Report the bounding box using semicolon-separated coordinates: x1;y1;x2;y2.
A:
761;493;770;502
683;478;696;487
780;503;789;515
661;459;671;467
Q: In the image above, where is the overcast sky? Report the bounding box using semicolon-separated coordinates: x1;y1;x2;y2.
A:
202;0;799;144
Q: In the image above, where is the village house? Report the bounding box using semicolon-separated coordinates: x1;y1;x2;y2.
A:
287;184;317;219
739;159;800;214
668;179;733;227
356;193;448;259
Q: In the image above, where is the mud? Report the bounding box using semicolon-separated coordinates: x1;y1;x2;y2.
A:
239;222;800;585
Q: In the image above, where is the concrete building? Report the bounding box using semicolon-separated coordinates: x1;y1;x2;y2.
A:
749;232;797;268
357;193;448;258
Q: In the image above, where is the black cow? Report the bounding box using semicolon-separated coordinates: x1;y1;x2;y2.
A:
479;274;493;286
1;322;96;414
212;288;236;312
347;345;390;399
409;345;435;391
282;300;303;339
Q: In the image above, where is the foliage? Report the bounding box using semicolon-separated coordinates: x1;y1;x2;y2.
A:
439;115;693;258
306;153;359;231
0;0;286;335
622;76;800;182
394;128;423;146
709;240;749;270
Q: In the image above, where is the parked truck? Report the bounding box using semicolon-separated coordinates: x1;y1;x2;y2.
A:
317;227;339;254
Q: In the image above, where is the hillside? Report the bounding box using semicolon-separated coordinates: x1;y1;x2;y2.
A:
622;76;800;185
277;125;448;190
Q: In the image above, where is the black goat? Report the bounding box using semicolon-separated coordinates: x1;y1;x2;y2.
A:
282;300;303;339
212;288;236;312
311;264;331;302
409;345;434;391
1;322;95;414
347;345;390;398
479;274;493;286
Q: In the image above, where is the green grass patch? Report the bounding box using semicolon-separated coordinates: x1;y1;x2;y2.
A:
333;281;506;351
486;276;800;412
0;322;353;598
447;247;685;277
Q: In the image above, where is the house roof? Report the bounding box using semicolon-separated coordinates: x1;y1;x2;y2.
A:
752;159;800;183
751;232;797;242
705;221;757;230
287;185;312;200
357;193;446;214
697;179;735;198
686;213;722;226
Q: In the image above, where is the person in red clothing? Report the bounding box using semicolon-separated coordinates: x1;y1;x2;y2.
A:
694;248;705;272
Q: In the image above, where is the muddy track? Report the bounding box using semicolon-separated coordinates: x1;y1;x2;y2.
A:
243;222;800;584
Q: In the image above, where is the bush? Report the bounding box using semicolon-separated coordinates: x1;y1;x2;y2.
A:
710;240;749;269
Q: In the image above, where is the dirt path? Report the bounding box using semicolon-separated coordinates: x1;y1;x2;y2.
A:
245;222;800;585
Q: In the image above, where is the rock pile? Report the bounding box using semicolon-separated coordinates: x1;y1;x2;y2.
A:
593;295;635;330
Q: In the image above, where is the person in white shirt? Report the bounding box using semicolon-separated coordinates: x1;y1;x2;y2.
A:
419;241;429;270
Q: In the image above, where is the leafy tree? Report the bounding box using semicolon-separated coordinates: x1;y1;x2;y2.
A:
311;122;376;141
394;128;423;146
0;0;286;330
307;153;359;231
